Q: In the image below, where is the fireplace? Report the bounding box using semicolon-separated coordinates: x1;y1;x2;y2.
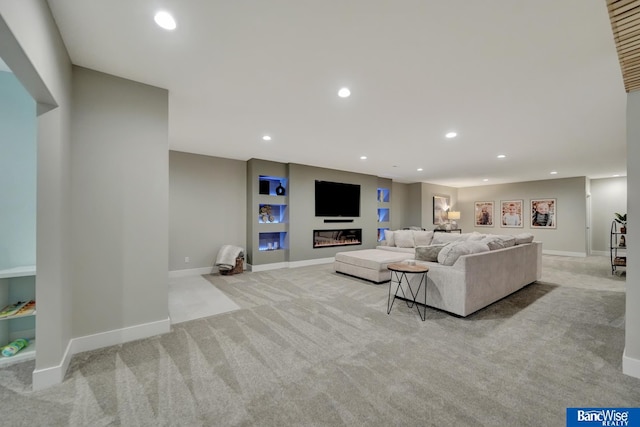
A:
313;228;362;248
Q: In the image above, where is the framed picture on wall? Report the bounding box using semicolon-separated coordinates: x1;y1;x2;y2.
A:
531;198;556;228
433;195;449;225
474;201;494;227
500;200;524;228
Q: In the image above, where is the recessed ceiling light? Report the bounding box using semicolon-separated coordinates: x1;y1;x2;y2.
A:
338;87;351;98
550;171;558;175
262;135;271;141
360;156;367;160
445;132;457;139
417;168;423;172
154;11;176;30
483;178;489;182
497;154;506;159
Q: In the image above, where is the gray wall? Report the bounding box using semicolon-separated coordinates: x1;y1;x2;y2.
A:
590;177;627;253
288;164;378;261
457;177;588;255
420;182;459;229
169;151;246;271
70;67;168;337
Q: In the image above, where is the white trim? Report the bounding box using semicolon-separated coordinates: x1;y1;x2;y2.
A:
623;348;640;380
32;339;72;391
249;262;289;272
31;317;171;390
289;257;334;268
169;267;215;278
0;265;36;278
590;250;609;256
542;250;586;257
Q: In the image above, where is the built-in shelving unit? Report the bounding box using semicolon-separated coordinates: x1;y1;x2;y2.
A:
0;266;36;366
247;160;290;268
610;221;627;275
377;185;391;242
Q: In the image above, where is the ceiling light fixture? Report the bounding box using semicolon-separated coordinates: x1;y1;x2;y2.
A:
445;132;457;139
154;11;176;30
360;156;367;160
483;179;489;182
262;135;271;141
497;154;506;159
338;87;351;98
550;171;558;175
417;168;423;172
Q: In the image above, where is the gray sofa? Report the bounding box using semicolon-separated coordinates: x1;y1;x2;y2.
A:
333;230;542;317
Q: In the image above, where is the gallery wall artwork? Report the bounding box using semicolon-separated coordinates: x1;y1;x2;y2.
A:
531;198;556;228
474;201;494;227
433;196;449;225
500;200;523;228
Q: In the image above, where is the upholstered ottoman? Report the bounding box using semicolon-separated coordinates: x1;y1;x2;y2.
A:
334;249;412;283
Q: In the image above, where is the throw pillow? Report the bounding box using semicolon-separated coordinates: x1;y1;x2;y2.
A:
412;230;434;246
437;241;490;266
515;233;535;245
384;230;396;247
394;230;415;248
415;244;447;262
431;232;468;245
497;235;517;247
480;236;506;250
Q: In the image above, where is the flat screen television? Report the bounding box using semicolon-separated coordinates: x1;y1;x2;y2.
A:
315;180;361;217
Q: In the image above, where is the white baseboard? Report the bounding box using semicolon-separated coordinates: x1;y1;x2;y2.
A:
249;262;289;272
542;250;587;257
623;348;640;380
32;340;73;391
289;257;334;268
590;250;609;256
32;317;171;390
169;267;215;278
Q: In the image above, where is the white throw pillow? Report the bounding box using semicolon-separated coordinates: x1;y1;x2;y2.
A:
515;233;534;245
437;241;490;266
384;230;396;247
412;230;434;246
394;230;415;248
431;232;468;245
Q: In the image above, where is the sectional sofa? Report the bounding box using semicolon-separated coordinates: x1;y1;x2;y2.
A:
334;230;542;317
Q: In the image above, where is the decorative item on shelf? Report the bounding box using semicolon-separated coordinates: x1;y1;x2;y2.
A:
447;210;460;230
614;256;626;266
259;205;274;222
615;212;627;234
276;182;285;196
620;235;626;247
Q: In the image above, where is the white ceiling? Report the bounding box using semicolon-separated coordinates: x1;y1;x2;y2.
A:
46;0;627;187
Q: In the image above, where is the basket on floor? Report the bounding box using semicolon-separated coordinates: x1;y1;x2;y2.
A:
219;257;244;275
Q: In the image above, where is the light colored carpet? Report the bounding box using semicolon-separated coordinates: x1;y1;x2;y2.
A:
0;255;638;426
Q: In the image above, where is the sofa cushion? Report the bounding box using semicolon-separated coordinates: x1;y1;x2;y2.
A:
515;233;534;245
395;230;415;248
415;244;447;262
376;246;415;254
335;249;410;270
412;230;434;246
384;230;396;247
437;241;491;266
